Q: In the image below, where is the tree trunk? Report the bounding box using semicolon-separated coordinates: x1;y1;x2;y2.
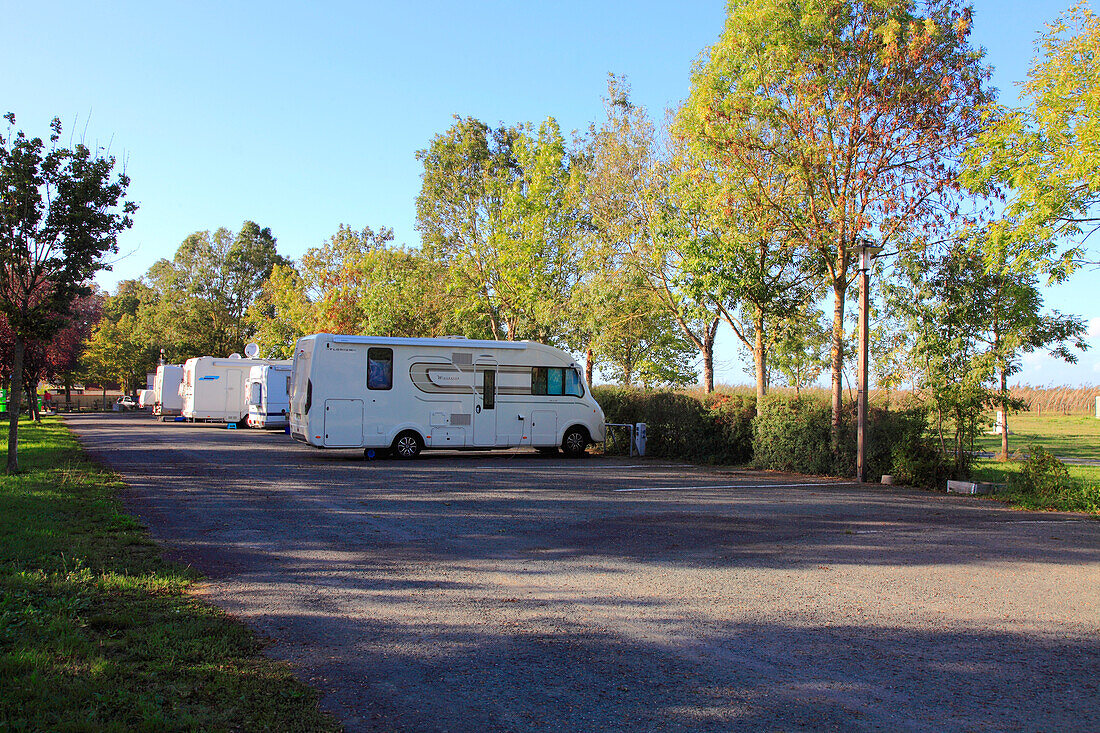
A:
829;277;847;449
7;336;24;473
585;348;594;386
26;384;38;423
701;342;714;394
754;306;766;416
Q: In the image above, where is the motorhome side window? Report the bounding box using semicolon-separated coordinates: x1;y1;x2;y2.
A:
367;348;393;390
249;383;262;406
531;367;584;397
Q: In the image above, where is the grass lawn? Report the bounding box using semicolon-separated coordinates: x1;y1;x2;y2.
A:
0;417;339;731
973;412;1100;460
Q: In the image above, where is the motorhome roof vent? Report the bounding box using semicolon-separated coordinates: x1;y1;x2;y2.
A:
228;353;242;359
451;352;473;366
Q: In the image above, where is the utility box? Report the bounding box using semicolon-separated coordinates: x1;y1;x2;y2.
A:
1095;395;1099;418
635;422;647;457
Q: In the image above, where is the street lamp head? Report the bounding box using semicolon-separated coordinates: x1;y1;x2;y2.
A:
857;238;883;270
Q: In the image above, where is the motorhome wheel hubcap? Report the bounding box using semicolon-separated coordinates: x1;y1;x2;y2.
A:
397;437;417;456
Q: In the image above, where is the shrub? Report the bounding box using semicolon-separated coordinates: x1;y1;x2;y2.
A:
751;395;834;474
595;386;955;485
1010;444;1070;497
751;395;954;486
592;386;754;463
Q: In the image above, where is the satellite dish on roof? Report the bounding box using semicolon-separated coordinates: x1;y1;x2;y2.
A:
244;343;260;358
228;353;242;359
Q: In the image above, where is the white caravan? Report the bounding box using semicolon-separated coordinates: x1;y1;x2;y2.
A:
137;389;155;409
181;356;281;424
152;364;184;419
289;334;605;458
246;362;293;429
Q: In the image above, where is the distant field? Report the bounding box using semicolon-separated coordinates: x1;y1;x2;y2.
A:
975;412;1100;461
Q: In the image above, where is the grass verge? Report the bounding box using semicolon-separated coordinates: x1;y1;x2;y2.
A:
972;459;1100;514
0;417;339;732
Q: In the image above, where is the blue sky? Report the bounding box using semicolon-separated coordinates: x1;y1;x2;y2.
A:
4;0;1097;386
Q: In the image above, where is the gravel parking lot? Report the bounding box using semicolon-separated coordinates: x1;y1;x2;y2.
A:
68;413;1100;732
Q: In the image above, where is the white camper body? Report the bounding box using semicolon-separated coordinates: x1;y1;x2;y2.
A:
246;362;293;429
181;356;281;423
289;334;605;457
137;389;155;409
152;365;184;418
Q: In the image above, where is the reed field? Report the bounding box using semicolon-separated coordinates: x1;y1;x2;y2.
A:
1007;384;1099;415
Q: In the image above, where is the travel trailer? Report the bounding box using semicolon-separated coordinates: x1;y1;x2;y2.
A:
289;334;605;458
246;362;293;429
181;355;281;424
152;364;184;419
137;389;155;409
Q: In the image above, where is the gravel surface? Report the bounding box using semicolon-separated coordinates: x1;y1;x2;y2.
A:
67;413;1100;732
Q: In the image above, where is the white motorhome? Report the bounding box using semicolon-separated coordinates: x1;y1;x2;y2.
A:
246;362;293;429
137;389;155;409
289;334;605;458
152;364;184;420
181;356;281;424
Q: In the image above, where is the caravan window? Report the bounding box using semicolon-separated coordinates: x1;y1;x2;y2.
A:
368;348;393;390
248;382;263;406
531;367;584;397
564;368;583;397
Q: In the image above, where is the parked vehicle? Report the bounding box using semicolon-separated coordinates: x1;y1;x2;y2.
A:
152;364;184;420
181;356;282;424
246;362;293;429
114;395;137;411
137;389;155;409
289;334;605;458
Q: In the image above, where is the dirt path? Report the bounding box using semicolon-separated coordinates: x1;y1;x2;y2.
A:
68;413;1100;732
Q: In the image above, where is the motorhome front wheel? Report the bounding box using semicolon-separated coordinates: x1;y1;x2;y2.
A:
562;427;589;458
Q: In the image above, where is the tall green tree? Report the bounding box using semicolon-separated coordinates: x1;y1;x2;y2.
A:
146;222;287;357
964;2;1100;277
0;114;134;471
680;0;992;442
582;78;721;391
416;116;583;344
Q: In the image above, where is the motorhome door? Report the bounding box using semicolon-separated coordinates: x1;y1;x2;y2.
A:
472;364;497;446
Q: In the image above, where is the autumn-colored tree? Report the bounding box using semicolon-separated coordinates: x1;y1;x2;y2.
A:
0;290;103;417
680;0;992;442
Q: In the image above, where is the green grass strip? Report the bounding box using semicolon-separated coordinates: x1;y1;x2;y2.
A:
972;459;1100;513
0;417;340;732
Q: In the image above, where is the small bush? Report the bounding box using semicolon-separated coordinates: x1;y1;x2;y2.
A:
1010;444;1071;497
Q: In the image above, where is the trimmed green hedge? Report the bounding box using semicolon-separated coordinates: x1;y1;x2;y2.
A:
593;387;954;488
593;386;755;464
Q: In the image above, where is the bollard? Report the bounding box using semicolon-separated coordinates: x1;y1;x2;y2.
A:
635;422;647;457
